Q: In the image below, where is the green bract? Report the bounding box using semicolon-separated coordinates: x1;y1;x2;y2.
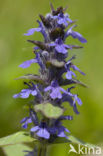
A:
34;103;64;119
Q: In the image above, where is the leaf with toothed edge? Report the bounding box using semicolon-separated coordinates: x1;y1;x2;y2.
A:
34;103;64;119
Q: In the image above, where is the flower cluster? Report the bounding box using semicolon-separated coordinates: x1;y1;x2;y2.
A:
13;4;86;143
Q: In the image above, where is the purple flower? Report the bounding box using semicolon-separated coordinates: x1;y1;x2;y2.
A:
13;84;37;99
53;13;72;27
20;109;38;129
70;64;85;75
35;52;45;69
57;126;70;139
65;59;85;80
24;20;48;42
49;120;70;139
29;109;39;126
31;122;50;139
19;52;45;69
61;87;82;114
24;27;41;36
73;94;82;105
19;59;37;68
62;93;80;114
44;80;68;99
67;87;82;106
49;38;71;54
66;70;76;80
20;117;32;129
37;20;48;42
65;61;76;80
64;25;87;43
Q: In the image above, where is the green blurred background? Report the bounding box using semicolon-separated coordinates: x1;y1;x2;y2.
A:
0;0;103;155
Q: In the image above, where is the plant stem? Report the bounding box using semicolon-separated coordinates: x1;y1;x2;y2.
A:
38;142;47;156
41;144;47;156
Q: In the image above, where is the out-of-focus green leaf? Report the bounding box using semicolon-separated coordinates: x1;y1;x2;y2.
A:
51;135;96;148
0;131;35;147
34;103;64;119
49;137;69;144
68;135;96;148
3;144;32;156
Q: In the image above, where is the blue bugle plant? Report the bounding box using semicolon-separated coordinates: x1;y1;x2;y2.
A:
13;4;87;156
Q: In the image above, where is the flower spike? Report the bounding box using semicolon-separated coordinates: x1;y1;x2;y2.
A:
13;4;87;144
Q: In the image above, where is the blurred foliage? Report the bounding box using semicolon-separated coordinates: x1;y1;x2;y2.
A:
0;0;103;155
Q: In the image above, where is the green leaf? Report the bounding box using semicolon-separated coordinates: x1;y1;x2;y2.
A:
51;135;96;148
3;144;32;156
34;103;64;119
0;131;35;147
68;135;96;148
